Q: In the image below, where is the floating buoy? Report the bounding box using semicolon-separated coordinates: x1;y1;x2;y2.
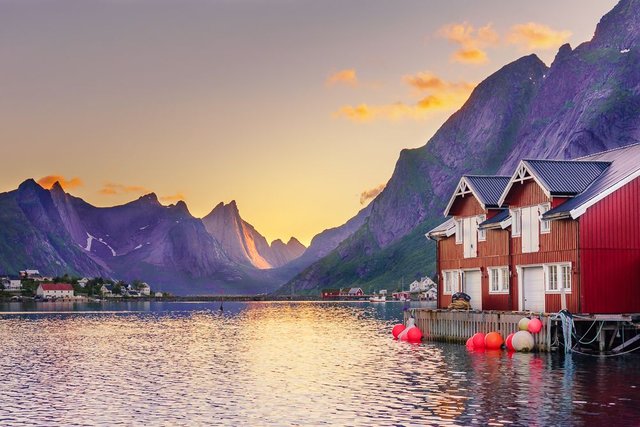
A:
505;333;515;352
407;327;423;343
512;330;535;352
484;332;504;350
392;324;406;339
527;318;542;334
466;337;475;350
518;317;530;331
472;332;485;349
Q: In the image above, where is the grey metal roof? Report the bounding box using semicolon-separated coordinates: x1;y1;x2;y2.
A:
426;218;455;239
544;143;640;218
524;159;611;195
478;209;509;229
465;176;511;207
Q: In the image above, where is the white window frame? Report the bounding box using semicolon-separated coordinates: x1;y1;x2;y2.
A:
455;219;463;244
477;215;486;242
539;203;551;234
545;263;571;293
443;270;460;295
488;266;510;294
510;208;521;237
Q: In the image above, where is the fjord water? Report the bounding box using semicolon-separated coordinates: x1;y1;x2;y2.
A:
1;302;639;426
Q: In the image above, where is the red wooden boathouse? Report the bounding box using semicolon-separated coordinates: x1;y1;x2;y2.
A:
428;144;640;314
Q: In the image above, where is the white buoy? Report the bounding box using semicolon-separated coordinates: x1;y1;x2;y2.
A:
512;330;535;352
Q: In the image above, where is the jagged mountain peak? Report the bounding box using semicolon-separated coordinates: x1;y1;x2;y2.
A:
19;178;41;191
50;181;65;193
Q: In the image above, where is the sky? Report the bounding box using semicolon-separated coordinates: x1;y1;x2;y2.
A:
0;0;618;245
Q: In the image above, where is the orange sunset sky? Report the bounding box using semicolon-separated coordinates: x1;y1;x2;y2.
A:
0;0;616;245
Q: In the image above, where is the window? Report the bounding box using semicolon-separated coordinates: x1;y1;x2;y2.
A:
455;219;463;244
488;267;509;293
443;270;460;294
477;215;486;242
539;203;551;234
545;263;571;292
511;209;521;237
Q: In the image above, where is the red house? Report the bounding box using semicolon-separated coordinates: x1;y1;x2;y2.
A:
429;175;511;310
428;144;640;314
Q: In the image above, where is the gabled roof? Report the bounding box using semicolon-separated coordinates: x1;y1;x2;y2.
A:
543;143;640;219
498;159;611;206
444;175;511;216
426;218;456;240
40;283;73;291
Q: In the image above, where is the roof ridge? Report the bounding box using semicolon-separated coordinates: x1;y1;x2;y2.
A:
574;142;640;160
523;158;610;164
463;174;511;178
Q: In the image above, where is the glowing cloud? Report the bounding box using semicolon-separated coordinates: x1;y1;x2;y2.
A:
507;22;572;50
99;182;151;196
335;73;476;122
360;183;386;205
438;22;499;64
37;175;83;190
326;69;358;87
160;193;186;203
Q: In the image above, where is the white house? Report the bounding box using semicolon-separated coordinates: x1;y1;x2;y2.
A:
138;282;151;296
409;277;437;293
154;291;163;298
2;279;23;292
77;278;90;288
36;283;74;299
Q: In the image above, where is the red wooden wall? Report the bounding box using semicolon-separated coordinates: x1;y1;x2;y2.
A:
438;196;510;310
579;176;640;313
507;180;580;313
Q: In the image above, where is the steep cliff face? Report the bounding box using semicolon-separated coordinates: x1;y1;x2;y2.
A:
201;201;307;269
283;0;640;294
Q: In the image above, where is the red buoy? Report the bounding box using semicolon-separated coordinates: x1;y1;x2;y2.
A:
484;332;504;350
466;337;475;350
528;318;543;334
392;324;406;339
505;333;515;351
407;327;423;343
472;333;485;349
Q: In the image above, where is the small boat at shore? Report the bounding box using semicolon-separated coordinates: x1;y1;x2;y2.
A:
369;294;386;303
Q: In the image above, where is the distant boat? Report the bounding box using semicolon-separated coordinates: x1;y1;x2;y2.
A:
369;294;386;303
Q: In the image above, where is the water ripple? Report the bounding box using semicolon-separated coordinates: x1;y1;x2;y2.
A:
0;302;639;426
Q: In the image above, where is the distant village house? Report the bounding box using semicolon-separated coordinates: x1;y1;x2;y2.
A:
36;283;74;299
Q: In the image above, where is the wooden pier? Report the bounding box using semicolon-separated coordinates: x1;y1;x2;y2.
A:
405;309;640;353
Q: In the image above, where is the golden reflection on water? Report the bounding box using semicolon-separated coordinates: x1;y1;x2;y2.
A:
1;302;640;426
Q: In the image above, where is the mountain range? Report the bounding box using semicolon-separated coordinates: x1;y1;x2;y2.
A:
1;0;638;296
278;0;640;295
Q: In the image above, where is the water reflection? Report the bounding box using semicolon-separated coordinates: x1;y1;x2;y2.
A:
0;302;639;426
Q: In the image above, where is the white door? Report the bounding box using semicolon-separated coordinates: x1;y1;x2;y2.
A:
462;270;482;310
521;266;545;312
463;217;477;258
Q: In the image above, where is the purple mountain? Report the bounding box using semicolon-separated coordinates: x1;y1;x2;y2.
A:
281;0;640;294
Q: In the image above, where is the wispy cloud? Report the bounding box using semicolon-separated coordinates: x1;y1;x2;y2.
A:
99;182;150;196
438;22;499;64
326;69;358;87
360;183;386;205
160;193;186;203
507;22;572;50
37;175;83;190
334;72;476;122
